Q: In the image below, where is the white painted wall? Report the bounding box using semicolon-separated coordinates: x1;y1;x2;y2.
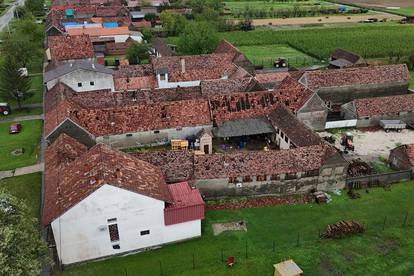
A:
46;69;115;92
51;184;201;265
101;35;143;43
271;128;291;150
156;73;201;88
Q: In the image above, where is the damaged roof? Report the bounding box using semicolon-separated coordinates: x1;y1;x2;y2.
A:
200;77;263;97
273;76;314;113
43;134;171;226
213;116;274;138
48;35;95;61
301;64;410;90
267;104;323;147
353;94;414;117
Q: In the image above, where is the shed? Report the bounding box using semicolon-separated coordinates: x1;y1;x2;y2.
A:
274;259;303;276
213;117;274;138
197;128;212;154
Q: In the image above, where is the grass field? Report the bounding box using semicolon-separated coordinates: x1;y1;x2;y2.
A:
0;173;42;218
238;44;319;68
0;120;42;171
58;182;414;276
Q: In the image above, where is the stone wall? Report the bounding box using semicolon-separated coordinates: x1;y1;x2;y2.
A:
355;112;414;128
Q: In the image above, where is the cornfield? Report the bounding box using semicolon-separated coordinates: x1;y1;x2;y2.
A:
218;25;414;59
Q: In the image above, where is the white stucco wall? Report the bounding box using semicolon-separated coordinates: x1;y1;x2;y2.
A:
101;35;142;43
271;128;291;150
46;69;115;92
51;184;201;265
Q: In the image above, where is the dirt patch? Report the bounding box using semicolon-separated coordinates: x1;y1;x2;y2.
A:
212;221;247;236
234;14;403;26
319;258;342;276
376;239;399;256
337;0;414;8
206;196;309;211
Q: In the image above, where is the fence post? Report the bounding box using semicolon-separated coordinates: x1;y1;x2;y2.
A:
296;232;300;247
192;253;195;269
272;240;275;252
124;268;127;276
383;216;387;230
159;260;163;276
221;249;224;262
245;240;248;259
403;212;409;227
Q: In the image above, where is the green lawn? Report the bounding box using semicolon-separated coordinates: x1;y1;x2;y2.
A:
5;107;43;118
58;182;414;276
0;173;42;219
238;44;319;68
0;120;43;171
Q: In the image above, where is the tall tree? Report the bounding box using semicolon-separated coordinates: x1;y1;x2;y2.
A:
0;191;49;275
178;21;219;55
126;43;150;65
0;57;32;109
160;11;187;35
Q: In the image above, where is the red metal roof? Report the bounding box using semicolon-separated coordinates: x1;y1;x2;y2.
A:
164;182;205;226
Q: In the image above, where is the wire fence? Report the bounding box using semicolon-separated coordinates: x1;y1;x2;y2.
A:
250;56;321;69
60;211;414;276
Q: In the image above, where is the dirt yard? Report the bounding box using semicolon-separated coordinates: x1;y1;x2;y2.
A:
245;13;403;26
212;221;247;236
337;0;414;8
320;129;414;162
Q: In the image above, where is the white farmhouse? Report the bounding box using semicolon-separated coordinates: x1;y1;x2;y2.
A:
43;134;204;265
44;60;115;92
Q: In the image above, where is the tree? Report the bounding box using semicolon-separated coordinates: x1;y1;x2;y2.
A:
178;21;219;55
144;13;156;23
141;27;153;42
24;0;44;16
160;11;187;35
0;57;32;109
0;191;49;275
126;43;150;65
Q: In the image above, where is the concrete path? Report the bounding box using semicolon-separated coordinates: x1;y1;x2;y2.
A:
0;0;25;33
0;163;44;180
0;114;43;122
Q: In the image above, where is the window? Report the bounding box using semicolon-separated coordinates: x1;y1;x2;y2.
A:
270;174;279;181
140;230;150;236
304;170;319;178
160;74;166;81
285;173;297;180
228;177;237;183
77;82;82;87
284;136;288;143
176;127;182;131
256;175;267;181
281;132;284;139
107;218;117;223
154;130;160;134
126;133;133;137
112;244;120;249
108;224;119;242
242;175;252;183
90;81;95;86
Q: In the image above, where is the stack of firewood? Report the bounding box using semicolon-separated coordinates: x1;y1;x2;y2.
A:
321;220;364;239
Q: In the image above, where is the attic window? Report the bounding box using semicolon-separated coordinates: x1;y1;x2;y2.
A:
90;81;95;86
270;174;279;181
154;130;160;134
126;133;133;137
256;175;267;181
228;177;237;183
77;82;82;87
140;230;150;236
242;175;252;183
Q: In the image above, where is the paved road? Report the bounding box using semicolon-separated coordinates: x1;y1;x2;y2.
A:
0;0;26;33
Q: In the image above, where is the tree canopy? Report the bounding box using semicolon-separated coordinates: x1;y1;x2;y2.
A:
178;21;219;55
126;43;150;65
0;191;49;275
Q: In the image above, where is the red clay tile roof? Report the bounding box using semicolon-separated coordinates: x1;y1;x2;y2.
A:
353;94;414;117
273;76;314;112
214;39;242;59
406;144;414;167
210;91;280;124
43;138;170;225
267;104;323;147
113;64;156;90
200;77;262;97
44;83;212;137
255;71;305;84
67;26;129;36
151;53;243;82
302;64;410;90
48;35;95;61
194;144;337;179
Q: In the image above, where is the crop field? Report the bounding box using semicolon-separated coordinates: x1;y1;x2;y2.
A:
217;24;414;59
334;0;414;8
237;44;318;68
58;182;414;275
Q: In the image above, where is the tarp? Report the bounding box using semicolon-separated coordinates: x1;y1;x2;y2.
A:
103;22;119;28
325;120;357;129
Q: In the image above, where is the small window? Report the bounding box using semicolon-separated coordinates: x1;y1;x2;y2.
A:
364;116;369;120
160;74;166;81
281;132;284;139
112;244;120;250
107;218;117;223
305;169;319;178
286;173;297;180
140;230;150;236
90;81;95;86
154;130;160;134
176;127;182;131
256;175;266;181
242;175;252;183
77;82;82;87
270;174;279;181
126;133;133;137
284;136;288;143
108;224;119;242
228;177;237;183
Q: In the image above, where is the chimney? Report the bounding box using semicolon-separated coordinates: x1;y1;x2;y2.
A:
181;58;185;74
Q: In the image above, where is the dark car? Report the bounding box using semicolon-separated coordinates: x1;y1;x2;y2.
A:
0;103;11;116
9;123;22;134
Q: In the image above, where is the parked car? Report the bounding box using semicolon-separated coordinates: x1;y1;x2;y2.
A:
9;123;22;134
0;103;11;115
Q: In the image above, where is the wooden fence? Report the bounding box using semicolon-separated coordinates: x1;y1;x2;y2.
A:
346;170;413;189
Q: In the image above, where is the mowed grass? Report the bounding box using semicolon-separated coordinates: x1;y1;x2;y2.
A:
238;44;319;68
0;120;42;171
224;0;335;11
0;173;42;219
58;182;414;276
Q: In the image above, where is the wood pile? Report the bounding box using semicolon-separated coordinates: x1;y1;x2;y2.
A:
347;159;372;177
321;220;364;239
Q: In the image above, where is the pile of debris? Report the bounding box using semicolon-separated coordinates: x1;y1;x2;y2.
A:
321;220;364;239
347;159;372;177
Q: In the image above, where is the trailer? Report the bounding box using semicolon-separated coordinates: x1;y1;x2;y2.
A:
379;120;406;132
